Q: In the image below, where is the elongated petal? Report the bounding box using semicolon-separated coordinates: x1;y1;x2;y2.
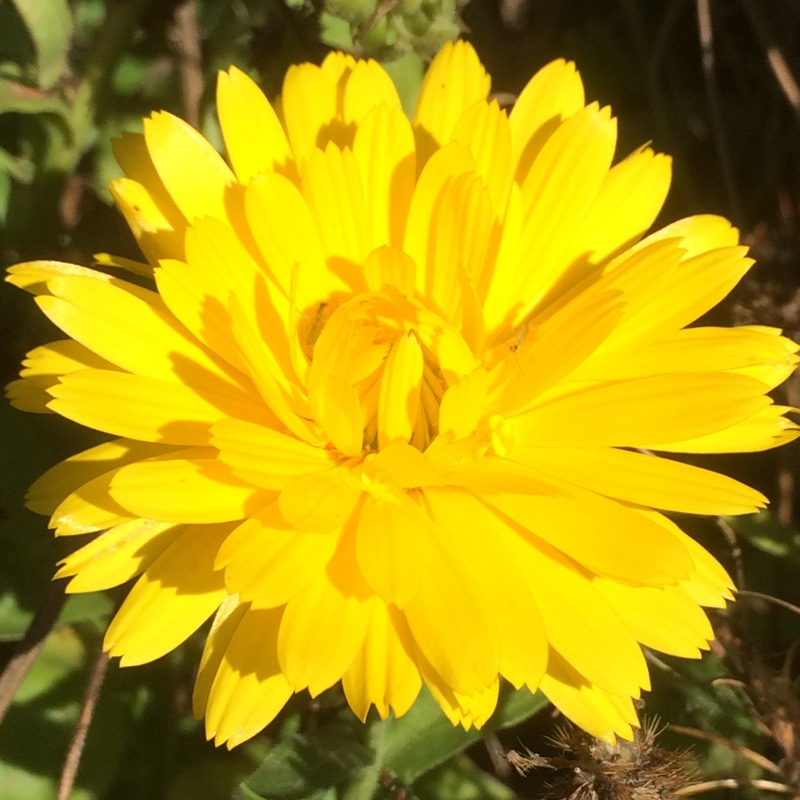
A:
143;111;235;224
26;439;171;515
352;104;415;250
278;523;373;695
56;520;182;592
278;468;362;532
515;373;771;448
594;580;713;658
509;58;585;184
518;446;766;515
217;66;295;184
378;332;424;449
216;503;340;608
500;526;649;698
104;523;231;665
541;649;638;743
205;606;293;748
110;457;270;523
413;40;490;163
48;369;265;446
481;489;693;585
404;489;502;696
343;602;422;720
212;418;335;490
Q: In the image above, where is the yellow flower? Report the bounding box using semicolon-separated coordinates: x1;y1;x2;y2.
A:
7;41;798;748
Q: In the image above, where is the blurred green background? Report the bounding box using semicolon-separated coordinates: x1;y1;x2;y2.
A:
1;1;800;798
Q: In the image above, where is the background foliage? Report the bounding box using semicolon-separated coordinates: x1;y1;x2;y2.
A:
1;1;799;798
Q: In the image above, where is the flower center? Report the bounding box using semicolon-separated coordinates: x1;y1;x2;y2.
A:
302;291;450;456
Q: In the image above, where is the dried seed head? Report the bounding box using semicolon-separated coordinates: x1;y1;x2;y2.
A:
507;719;696;800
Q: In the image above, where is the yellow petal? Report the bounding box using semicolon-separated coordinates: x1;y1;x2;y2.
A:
439;368;488;440
403;142;476;301
451;100;512;213
301;143;371;270
217;66;296;184
50;467;137;536
245;172;343;313
508;58;585;185
378;331;424;449
482;489;693;584
580;325;798;384
193;594;247;721
594;580;713;658
48;369;262;446
143;111;235;224
353;105;415;251
212;417;335;491
312;374;365;457
363;246;416;296
7;338;114;413
112;131;185;225
56;520;182;592
484;105;617;328
228;293;321;444
26;439;171;515
571;147;672;267
278;468;362;532
343;602;422;720
205;606;293;748
629;246;754;336
404;489;501;696
515;373;771;448
655;404;799;454
500;526;649;698
277;523;373;695
632;213;740;256
7;259;113;294
216;503;340;607
540;649;637;743
519;446;766;515
413;40;490;165
342;58;402;125
110;457;269;523
642;512;734;606
37;273;241;389
489;289;624;416
281;62;337;167
104;523;230;665
109;177;184;263
356;492;429;607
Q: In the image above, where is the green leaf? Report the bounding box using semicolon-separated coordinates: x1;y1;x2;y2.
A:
383;685;548;784
10;0;72;89
415;755;514;800
238;714;375;800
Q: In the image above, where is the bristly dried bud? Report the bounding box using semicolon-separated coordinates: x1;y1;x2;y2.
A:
507;719;696;800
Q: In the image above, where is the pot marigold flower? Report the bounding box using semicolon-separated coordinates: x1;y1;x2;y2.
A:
7;41;798;748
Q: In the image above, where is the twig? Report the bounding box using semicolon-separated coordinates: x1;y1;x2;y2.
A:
668;723;783;775
715;517;746;592
0;581;67;725
56;650;111;800
737;0;800;126
696;0;743;224
737;589;800;617
677;778;792;795
170;0;203;128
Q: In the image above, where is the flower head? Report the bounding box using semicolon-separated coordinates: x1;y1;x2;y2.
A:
7;41;798;748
